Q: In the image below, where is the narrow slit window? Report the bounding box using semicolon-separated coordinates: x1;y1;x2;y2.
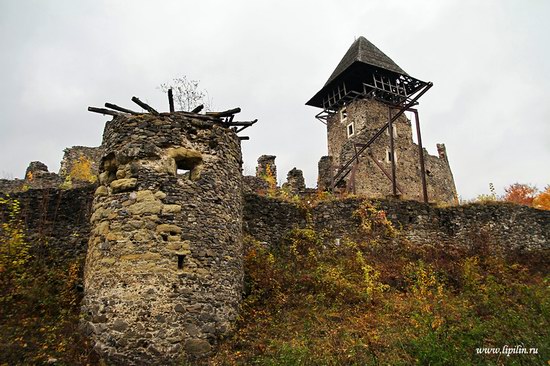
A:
340;107;348;122
386;149;397;163
177;254;185;269
347;122;354;138
385;124;398;138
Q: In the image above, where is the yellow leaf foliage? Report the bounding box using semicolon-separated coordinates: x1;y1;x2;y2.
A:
0;197;29;275
68;155;97;183
262;164;277;191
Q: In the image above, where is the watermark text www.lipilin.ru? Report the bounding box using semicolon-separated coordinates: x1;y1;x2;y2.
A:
476;345;538;357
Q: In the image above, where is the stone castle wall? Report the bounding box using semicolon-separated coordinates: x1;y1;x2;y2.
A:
0;146;103;194
325;98;457;203
0;162;64;193
244;195;550;252
82;113;243;364
313;198;549;251
0;186;94;262
59;146;103;178
243;193;307;245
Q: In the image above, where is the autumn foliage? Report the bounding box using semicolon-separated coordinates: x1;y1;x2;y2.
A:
69;155;97;183
502;183;538;206
533;185;550;210
476;182;550;211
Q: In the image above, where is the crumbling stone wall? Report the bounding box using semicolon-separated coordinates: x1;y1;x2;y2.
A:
317;156;334;191
256;155;277;182
0;161;64;193
325;98;457;203
242;175;270;194
59;146;103;179
243;193;307;245
0;150;102;194
0;186;94;261
282;168;306;195
244;194;550;251
2;169;549;366
312;198;550;250
82;112;243;364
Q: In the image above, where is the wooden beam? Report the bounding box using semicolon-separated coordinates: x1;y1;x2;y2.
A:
88;106;121;116
233;119;258;133
238;136;250;141
168;89;175;113
191;104;204;113
105;103;140;115
224;120;257;127
388;107;398;196
131;96;159;115
368;153;404;194
159;111;221;122
205;107;241;118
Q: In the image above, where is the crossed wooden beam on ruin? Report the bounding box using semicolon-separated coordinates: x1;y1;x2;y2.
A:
88;90;257;141
329;82;433;202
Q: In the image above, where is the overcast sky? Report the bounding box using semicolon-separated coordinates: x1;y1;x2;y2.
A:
1;0;548;199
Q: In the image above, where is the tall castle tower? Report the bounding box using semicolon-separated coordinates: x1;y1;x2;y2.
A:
82;112;243;364
307;36;457;203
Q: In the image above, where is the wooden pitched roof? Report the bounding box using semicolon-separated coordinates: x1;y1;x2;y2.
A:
324;36;407;87
306;37;410;108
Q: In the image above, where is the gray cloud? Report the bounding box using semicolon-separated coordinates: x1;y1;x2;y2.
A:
1;0;548;198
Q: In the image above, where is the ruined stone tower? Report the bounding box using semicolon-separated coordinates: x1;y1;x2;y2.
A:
82;112;243;364
307;36;457;203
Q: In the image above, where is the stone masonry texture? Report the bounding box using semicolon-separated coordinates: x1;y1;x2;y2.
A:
255;155;277;182
82;112;243;365
326;98;457;203
59;146;104;179
0;161;64;193
244;195;550;251
282;168;306;195
0;187;94;262
317;155;334;191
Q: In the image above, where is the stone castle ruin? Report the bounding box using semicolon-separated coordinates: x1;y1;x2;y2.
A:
307;36;457;203
0;37;549;365
83;111;244;363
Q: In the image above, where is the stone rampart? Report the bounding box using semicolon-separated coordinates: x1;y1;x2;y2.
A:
0;186;94;262
244;195;550;251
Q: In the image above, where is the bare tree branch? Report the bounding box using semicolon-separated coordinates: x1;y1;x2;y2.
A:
159;76;212;112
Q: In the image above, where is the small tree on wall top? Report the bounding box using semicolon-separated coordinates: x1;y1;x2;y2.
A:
502;183;538;206
533;185;550;210
159;76;211;112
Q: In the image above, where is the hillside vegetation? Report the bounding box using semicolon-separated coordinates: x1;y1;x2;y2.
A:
211;202;549;365
0;196;548;365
